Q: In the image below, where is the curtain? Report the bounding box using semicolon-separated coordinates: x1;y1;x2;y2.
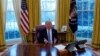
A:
92;0;100;49
0;0;6;52
26;0;40;43
27;0;40;29
13;0;40;43
12;0;24;42
57;0;70;31
57;0;74;43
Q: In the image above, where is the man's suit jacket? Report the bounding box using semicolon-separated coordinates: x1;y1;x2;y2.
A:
38;28;58;44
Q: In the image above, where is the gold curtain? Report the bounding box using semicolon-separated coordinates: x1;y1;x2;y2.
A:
57;0;70;31
0;0;6;52
26;0;40;43
57;0;74;43
92;0;100;49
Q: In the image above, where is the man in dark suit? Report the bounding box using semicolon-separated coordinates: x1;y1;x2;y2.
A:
38;21;58;44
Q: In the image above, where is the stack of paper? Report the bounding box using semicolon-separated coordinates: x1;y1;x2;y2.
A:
54;44;66;51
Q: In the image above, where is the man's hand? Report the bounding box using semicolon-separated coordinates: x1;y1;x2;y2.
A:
44;38;48;44
54;38;57;44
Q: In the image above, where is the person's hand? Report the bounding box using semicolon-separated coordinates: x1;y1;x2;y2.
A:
54;38;57;44
44;39;48;44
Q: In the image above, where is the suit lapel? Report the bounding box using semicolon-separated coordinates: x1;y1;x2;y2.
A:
52;29;54;43
45;29;48;40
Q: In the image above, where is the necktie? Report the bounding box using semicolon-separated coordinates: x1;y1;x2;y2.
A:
48;30;52;43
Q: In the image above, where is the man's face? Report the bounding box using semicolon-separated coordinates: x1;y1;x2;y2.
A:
45;22;52;30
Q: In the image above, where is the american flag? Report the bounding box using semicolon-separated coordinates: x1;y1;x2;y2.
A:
20;0;29;35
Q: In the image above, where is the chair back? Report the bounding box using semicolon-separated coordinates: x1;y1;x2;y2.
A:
35;25;46;42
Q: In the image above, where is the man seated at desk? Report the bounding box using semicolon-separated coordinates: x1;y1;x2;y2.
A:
38;21;59;44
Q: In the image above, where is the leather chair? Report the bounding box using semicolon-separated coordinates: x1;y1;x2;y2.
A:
35;25;46;43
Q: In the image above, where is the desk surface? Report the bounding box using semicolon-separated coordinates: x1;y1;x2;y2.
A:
3;43;95;56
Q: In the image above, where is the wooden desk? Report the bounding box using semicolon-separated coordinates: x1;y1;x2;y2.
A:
2;43;95;56
57;32;66;43
3;43;62;56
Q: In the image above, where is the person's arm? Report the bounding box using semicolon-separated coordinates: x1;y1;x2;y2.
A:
54;29;59;43
38;29;49;44
38;30;44;43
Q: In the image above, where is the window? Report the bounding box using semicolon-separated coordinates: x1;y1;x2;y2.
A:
40;0;57;25
5;0;20;40
76;0;95;39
